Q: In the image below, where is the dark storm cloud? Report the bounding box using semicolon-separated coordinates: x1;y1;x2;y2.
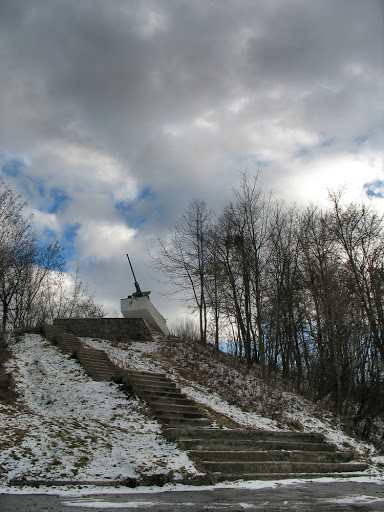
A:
1;1;382;154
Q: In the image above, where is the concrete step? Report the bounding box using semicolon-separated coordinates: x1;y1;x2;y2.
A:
78;352;112;360
81;366;115;374
77;348;114;360
181;439;337;452
114;369;213;428
154;410;204;421
200;461;368;474
123;370;167;378
78;360;114;368
139;390;189;401
164;427;325;444
79;360;116;371
151;403;202;415
115;377;188;401
116;370;173;384
152;397;196;406
42;325;116;382
84;373;115;382
76;349;113;365
188;450;353;463
77;347;110;357
213;471;371;482
79;361;115;372
160;417;212;428
80;367;114;381
43;327;83;356
132;382;177;392
124;374;170;384
75;347;117;381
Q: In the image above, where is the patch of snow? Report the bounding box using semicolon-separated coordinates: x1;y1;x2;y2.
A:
1;475;384;496
0;335;197;484
320;495;384;504
63;500;155;509
179;384;282;431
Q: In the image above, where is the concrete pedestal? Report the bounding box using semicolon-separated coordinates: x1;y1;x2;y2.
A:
121;296;170;336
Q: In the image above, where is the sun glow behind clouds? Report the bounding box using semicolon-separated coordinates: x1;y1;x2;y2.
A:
282;151;384;209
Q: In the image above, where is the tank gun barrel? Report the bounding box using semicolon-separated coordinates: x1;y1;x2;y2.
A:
126;254;151;298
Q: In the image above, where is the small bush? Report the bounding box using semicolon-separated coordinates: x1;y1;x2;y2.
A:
0;338;18;404
170;316;200;343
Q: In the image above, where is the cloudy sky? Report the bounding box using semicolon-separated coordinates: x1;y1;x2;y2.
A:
0;0;383;322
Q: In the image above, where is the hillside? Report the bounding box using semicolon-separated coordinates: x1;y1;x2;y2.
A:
0;331;382;486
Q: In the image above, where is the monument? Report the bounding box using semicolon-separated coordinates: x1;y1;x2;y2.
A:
121;254;170;336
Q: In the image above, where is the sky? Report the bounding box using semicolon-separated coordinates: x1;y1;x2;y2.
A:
0;0;383;323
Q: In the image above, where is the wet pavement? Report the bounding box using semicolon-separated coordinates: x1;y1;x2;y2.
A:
1;480;384;511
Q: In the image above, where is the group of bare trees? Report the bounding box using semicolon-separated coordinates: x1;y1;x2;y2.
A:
153;173;384;437
0;179;103;333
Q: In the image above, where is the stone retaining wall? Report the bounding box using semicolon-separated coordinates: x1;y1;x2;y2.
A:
53;318;152;342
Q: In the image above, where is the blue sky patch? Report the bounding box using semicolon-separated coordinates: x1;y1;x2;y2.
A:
1;157;24;177
38;223;79;267
48;188;69;214
138;186;152;200
115;187;156;229
363;180;384;199
1;157;70;214
61;223;80;262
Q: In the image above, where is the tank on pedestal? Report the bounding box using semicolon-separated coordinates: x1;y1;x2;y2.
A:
121;254;170;336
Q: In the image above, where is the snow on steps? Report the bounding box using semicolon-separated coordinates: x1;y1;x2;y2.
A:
115;369;212;428
164;427;368;481
40;324;369;483
42;324;117;381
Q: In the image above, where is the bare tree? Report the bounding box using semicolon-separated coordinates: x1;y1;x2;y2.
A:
0;179;65;331
151;199;213;344
0;178;103;331
329;190;384;362
265;202;303;385
33;265;105;324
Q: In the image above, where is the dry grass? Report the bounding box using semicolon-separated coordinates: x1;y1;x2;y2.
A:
0;340;19;405
156;336;306;428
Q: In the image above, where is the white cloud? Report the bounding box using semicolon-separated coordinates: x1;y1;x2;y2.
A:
29;209;60;234
40;140;138;201
76;220;136;261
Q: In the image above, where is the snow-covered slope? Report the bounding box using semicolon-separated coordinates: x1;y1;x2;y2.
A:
0;334;197;484
0;332;382;485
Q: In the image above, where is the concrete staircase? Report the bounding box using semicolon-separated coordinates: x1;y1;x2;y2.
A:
114;368;369;481
164;427;368;481
115;370;211;428
42;324;117;381
43;326;83;356
40;325;369;483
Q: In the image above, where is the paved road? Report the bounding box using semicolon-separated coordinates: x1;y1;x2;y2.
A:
1;480;384;511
